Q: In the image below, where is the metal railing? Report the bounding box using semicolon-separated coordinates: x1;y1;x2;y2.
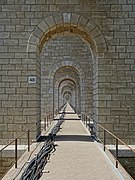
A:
80;112;135;179
0;123;37;169
0;106;65;179
97;123;135;167
0;103;67;179
43;113;53;131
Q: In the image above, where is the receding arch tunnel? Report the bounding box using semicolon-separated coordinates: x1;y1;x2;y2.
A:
37;13;99;125
36;13;101;138
41;33;93;122
53;66;80;112
58;79;77;108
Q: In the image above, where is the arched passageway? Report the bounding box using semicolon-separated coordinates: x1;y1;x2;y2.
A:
0;2;135;146
27;12;107;140
40;35;93;121
59;80;76;107
53;66;80;113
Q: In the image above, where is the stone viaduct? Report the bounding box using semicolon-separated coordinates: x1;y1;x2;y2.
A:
0;0;135;144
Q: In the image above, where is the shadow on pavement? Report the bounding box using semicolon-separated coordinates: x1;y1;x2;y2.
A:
55;135;94;142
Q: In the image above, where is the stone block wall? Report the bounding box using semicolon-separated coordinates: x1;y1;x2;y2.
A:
0;0;134;144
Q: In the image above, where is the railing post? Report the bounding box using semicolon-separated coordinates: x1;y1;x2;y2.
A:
47;115;48;128
103;130;106;151
89;117;90;131
116;138;118;168
86;116;87;127
50;114;52;125
47;114;49;126
15;139;17;168
50;114;51;125
48;114;50;126
28;130;30;152
44;117;46;131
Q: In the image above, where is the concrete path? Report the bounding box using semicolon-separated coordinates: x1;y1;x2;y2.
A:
63;103;80;120
40;104;124;180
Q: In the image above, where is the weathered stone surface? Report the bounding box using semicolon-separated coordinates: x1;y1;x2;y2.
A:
0;0;134;145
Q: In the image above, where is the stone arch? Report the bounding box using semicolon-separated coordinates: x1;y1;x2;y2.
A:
28;12;107;139
61;85;75;95
28;12;107;116
27;12;107;56
52;65;81;111
49;60;85;81
59;80;77;107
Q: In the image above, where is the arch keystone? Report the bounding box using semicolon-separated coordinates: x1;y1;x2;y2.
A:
65;61;70;66
63;13;71;23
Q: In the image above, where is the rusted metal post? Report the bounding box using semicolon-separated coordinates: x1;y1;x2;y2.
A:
86;116;88;127
89;118;90;131
47;115;48;127
116;138;118;168
48;114;50;126
45;116;46;128
28;130;30;152
44;117;46;130
15;139;17;168
48;115;49;127
49;114;51;125
103;130;106;151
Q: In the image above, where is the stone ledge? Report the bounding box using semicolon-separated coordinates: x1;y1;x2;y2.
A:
106;145;135;157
